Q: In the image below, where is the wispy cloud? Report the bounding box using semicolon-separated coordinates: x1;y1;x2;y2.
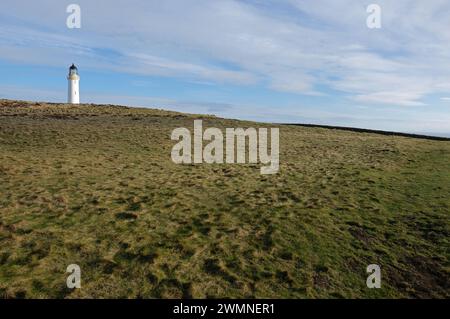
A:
2;0;450;104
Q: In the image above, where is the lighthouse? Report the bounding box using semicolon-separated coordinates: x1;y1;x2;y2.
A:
67;64;80;104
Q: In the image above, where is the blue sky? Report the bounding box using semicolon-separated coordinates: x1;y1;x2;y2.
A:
1;0;450;136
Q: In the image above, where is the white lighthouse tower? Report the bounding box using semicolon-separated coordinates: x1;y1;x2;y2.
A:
67;64;80;104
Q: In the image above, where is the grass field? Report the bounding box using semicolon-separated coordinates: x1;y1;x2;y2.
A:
0;99;448;298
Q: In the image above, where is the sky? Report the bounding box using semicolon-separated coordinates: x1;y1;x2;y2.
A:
1;0;450;136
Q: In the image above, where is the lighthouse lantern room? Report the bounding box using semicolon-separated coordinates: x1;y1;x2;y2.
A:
67;64;80;104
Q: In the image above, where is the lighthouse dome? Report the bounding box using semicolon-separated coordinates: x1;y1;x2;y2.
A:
69;64;78;76
68;64;80;81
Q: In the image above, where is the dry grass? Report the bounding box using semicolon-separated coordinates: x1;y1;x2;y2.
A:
0;99;449;298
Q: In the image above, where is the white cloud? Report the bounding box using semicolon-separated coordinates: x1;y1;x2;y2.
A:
353;92;426;107
123;53;256;85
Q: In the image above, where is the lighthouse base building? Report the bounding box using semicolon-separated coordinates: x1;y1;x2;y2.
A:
67;64;80;104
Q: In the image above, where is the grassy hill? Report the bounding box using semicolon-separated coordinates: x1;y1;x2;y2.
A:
0;99;448;298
